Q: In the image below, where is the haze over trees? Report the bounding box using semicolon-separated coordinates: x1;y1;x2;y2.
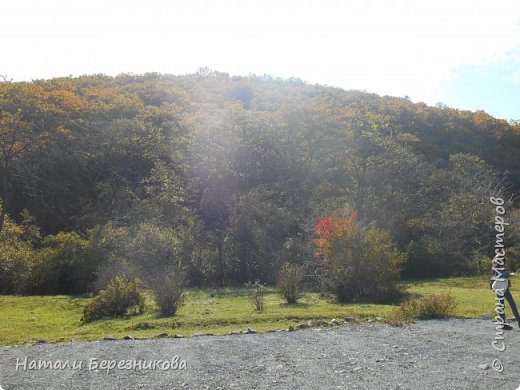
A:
1;70;519;297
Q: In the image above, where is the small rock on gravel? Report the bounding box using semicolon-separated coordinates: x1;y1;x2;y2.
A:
103;335;116;341
478;363;490;370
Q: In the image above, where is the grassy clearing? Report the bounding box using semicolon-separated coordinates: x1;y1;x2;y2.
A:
402;275;502;318
0;275;513;346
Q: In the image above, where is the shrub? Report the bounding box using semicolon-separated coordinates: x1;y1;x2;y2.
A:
245;280;266;312
88;223;131;292
384;304;416;326
277;263;305;304
28;223;131;295
82;276;145;322
385;293;457;326
314;211;406;303
126;223;178;270
93;260;140;293
32;232;91;294
149;267;187;316
0;215;37;294
413;293;457;319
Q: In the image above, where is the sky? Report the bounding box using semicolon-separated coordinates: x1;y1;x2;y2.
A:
2;0;520;120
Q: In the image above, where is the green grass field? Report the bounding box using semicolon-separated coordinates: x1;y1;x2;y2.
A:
0;276;514;346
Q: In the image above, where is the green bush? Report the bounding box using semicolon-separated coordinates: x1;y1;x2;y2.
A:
277;263;305;304
93;260;140;293
318;216;406;303
126;223;180;277
0;215;37;294
413;293;457;319
32;232;91;294
88;223;131;291
386;293;457;326
82;276;145;322
149;268;186;316
16;222;131;295
245;280;266;312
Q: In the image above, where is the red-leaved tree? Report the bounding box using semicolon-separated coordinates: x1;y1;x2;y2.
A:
313;209;405;303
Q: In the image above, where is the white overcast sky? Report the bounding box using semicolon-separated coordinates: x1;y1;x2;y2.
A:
2;0;520;119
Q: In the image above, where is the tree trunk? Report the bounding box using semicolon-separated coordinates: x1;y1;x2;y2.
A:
0;160;9;235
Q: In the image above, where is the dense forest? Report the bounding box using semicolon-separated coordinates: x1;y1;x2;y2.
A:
1;69;520;296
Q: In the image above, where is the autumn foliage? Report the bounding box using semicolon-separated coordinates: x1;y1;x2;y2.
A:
313;210;405;303
313;211;359;259
0;72;518;294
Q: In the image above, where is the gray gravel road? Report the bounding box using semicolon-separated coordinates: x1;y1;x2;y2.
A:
0;319;519;390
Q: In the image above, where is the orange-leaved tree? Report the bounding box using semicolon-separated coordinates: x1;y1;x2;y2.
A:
314;210;406;303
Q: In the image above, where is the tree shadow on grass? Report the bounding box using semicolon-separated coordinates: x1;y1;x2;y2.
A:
278;302;310;309
399;290;422;302
204;288;250;299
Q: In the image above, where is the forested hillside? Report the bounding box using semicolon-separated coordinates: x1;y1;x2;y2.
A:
1;70;520;295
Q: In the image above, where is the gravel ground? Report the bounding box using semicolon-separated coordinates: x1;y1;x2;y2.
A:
1;319;519;390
